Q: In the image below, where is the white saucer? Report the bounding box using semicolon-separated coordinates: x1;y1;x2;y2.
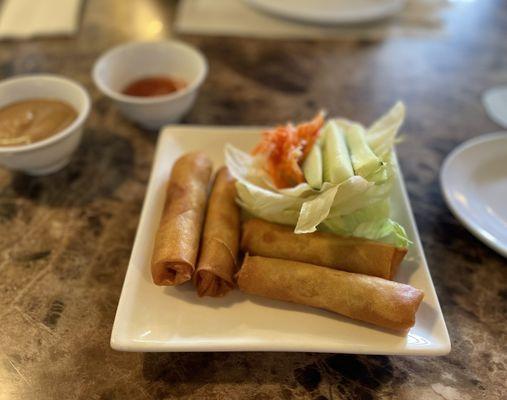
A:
441;132;507;257
243;0;407;25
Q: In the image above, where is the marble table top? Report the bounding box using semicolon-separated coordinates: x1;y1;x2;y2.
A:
0;0;505;399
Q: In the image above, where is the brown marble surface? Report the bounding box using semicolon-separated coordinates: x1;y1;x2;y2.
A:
0;0;506;399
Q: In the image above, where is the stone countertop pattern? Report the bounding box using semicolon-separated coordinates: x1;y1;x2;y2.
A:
0;0;505;399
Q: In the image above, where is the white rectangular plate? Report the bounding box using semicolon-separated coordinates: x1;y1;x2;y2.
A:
111;126;451;355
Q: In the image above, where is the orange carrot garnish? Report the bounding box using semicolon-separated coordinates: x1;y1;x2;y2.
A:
252;112;324;188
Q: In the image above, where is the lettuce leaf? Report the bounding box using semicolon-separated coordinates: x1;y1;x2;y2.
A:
320;200;412;248
367;102;405;160
295;177;372;233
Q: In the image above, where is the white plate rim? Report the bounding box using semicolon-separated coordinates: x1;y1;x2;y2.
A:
440;131;507;258
111;125;451;355
242;0;407;25
482;86;507;129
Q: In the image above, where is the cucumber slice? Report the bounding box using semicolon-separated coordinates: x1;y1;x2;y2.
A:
322;121;354;184
303;142;323;189
344;122;382;178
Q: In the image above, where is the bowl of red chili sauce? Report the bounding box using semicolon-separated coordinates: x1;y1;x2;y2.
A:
92;40;208;129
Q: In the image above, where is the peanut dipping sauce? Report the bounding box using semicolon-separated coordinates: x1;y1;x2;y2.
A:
122;76;186;97
0;99;77;147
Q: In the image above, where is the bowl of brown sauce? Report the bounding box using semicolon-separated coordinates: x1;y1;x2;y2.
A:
0;75;90;175
92;40;208;129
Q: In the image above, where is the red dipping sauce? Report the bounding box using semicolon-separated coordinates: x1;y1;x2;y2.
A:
122;76;186;97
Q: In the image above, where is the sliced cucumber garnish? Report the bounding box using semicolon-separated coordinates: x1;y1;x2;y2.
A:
303;142;323;189
344;122;382;178
322;121;354;184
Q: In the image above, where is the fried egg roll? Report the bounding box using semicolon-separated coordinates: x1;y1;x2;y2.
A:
241;218;407;279
151;152;212;286
237;255;423;331
194;167;240;297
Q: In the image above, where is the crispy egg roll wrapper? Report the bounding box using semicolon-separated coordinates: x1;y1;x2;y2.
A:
241;219;407;279
237;256;423;331
194;167;240;297
151;152;212;286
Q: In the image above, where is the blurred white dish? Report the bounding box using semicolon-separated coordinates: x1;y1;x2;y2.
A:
0;74;90;175
111;125;450;355
93;40;208;129
482;86;507;128
243;0;407;24
441;132;507;257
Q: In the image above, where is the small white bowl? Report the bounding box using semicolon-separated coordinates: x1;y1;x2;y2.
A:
92;40;208;129
0;75;91;175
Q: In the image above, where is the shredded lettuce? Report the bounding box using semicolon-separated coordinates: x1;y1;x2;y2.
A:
295;177;372;233
321;201;412;247
367;101;405;160
225;102;410;247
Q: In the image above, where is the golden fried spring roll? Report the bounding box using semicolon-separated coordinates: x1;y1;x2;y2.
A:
237;255;423;331
151;152;212;286
241;219;407;279
194;167;240;297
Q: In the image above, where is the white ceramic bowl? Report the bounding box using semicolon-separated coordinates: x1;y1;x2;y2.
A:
0;75;91;175
92;41;208;129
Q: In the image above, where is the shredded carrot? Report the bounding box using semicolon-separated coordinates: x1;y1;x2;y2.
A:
252;111;324;188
